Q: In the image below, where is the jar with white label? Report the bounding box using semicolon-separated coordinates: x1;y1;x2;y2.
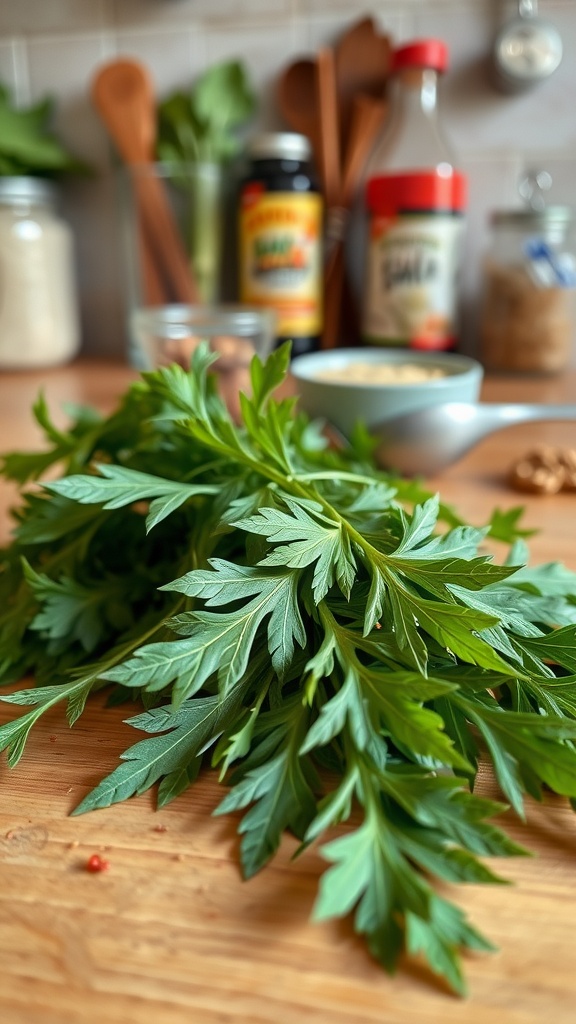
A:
359;39;467;351
0;177;80;368
480;206;576;373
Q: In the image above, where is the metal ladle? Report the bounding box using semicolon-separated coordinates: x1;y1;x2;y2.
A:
372;401;576;476
492;0;563;92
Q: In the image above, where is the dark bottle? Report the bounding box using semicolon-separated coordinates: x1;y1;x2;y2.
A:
238;132;323;357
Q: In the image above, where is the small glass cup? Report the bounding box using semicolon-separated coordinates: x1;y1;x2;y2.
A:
120;161;231;363
130;303;277;418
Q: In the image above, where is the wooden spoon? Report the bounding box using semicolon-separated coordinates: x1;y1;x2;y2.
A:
334;17;392;155
91;59;198;305
277;58;322;174
319;23;391;349
321;95;388;350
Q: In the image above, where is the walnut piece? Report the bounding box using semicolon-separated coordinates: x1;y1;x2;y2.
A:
509;445;576;494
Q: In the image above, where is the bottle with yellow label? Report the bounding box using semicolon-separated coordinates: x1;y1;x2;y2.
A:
238;133;323;357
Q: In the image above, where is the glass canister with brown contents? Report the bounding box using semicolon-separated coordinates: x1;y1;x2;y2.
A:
480;206;576;374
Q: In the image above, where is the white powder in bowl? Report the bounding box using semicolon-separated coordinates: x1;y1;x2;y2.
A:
314;361;447;385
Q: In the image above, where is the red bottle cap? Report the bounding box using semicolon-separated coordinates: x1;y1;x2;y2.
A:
392;39;448;74
366;171;467;215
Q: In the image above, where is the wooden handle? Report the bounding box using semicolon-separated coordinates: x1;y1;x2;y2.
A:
92;58;199;305
341;95;388;208
137;217;165;305
320;97;388;350
316;48;341;210
321;242;345;350
134;173;199;304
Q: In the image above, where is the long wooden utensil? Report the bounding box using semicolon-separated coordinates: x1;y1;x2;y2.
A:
341;94;388;207
91;59;198;305
321;94;388;349
277;58;322;174
315;47;341;209
334;17;392;156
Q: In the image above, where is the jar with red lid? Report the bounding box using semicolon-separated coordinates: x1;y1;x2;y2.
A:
359;39;467;351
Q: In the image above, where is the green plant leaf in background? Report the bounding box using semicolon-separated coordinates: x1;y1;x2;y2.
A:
157;59;256;165
155;59;255;301
0;84;86;177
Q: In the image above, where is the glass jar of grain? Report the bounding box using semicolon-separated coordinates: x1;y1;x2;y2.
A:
0;177;80;368
480;206;576;373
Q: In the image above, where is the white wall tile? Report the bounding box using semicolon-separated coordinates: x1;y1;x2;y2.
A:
304;0;414;16
303;7;406;53
111;0;293;28
26;33;112;168
205;21;300;131
0;1;109;35
113;26;204;99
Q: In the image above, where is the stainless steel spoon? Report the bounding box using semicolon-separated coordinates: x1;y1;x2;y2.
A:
372;402;576;476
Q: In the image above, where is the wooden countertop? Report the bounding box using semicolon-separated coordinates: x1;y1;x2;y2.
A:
1;359;576;1024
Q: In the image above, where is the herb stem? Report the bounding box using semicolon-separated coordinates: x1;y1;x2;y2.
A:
8;599;186;736
296;471;381;487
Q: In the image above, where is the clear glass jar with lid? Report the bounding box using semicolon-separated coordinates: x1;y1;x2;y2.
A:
0;177;80;368
480;205;576;374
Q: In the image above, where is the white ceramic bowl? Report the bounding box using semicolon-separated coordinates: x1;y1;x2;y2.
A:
290;348;484;436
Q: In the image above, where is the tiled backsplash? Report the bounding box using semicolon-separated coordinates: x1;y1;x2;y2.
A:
1;0;575;362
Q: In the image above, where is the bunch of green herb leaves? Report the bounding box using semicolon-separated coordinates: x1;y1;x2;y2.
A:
0;84;86;177
156;60;255;302
1;343;576;995
157;60;255;167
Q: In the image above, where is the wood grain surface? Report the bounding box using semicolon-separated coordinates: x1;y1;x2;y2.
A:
1;359;576;1024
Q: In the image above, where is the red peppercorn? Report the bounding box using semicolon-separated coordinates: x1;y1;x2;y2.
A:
86;853;109;873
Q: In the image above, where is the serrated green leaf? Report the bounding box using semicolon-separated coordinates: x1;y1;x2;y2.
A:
2;334;576;996
157;759;201;807
23;560;114;653
163;560;306;684
249;342;292;411
304;770;358;843
215;723;316;878
300;670;375;755
236;499;357;602
45;463;216;529
73;687;246;814
516;625;576;673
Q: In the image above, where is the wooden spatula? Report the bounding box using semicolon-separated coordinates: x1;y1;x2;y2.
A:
334;17;392;156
